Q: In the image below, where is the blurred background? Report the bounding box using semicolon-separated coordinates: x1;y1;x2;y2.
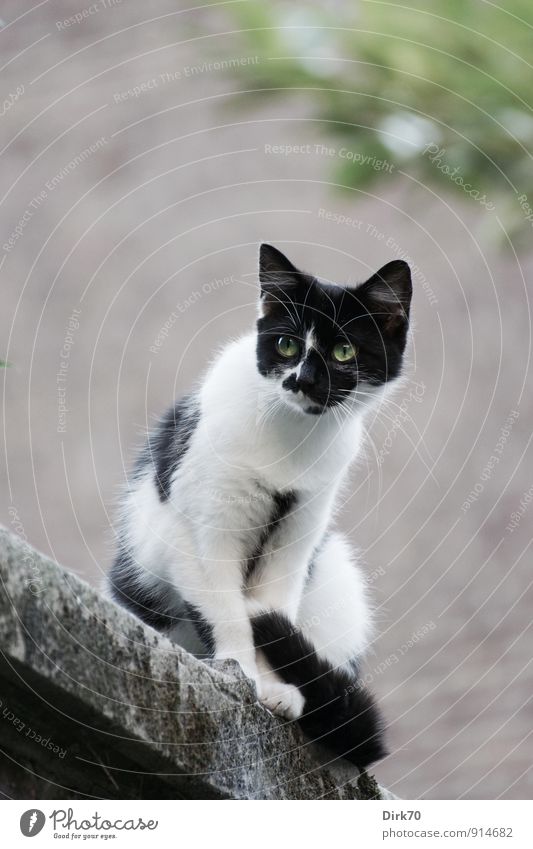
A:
1;0;532;799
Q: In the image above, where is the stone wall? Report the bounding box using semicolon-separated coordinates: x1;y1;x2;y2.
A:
0;526;393;800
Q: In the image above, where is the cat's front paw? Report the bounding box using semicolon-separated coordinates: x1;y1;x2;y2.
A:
258;678;305;720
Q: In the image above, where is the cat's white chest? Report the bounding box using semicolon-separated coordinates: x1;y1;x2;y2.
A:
248;412;361;493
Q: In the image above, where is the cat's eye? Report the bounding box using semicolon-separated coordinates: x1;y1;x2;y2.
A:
276;336;300;358
332;342;357;363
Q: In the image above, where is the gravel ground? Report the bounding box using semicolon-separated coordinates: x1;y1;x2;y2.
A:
1;0;532;799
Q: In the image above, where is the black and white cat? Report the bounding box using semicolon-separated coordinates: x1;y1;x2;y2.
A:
109;243;412;770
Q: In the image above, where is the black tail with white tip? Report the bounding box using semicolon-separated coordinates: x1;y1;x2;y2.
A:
252;611;386;770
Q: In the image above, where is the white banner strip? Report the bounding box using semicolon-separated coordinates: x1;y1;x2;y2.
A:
2;799;531;848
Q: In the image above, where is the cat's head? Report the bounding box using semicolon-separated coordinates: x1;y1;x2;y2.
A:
256;243;412;416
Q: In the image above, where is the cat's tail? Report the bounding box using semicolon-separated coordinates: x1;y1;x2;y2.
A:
251;611;386;771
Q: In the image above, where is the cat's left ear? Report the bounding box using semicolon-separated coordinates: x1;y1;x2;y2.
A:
259;243;303;290
360;260;412;334
259;243;307;314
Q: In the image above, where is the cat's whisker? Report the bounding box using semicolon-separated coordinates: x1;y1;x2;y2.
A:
255;394;285;435
346;389;436;469
341;395;438;485
359;421;384;516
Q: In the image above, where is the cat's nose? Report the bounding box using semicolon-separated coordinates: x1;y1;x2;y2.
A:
297;359;318;392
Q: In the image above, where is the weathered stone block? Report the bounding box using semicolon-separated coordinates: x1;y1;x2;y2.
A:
0;526;390;800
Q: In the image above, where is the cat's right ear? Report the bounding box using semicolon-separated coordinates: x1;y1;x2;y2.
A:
259;244;304;315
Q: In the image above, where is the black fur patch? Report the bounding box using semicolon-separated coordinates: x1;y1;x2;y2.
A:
136;395;200;502
109;547;180;631
110;550;215;656
244;489;297;585
183;602;215;657
257;243;412;411
252;610;387;770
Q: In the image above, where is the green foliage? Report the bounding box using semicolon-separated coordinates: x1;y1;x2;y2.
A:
222;0;533;233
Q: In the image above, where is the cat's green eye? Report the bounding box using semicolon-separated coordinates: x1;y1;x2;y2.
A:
276;336;300;358
332;342;357;363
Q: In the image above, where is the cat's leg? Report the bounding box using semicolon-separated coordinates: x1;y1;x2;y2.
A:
245;493;332;619
248;532;372;720
244;498;331;719
250;535;386;766
182;554;306;718
254;647;306;719
296;531;373;669
245;526;371;721
176;539;260;683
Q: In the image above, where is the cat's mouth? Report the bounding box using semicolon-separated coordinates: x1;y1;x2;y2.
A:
282;388;328;416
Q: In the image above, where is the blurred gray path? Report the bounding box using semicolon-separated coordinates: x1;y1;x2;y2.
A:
1;0;532;799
